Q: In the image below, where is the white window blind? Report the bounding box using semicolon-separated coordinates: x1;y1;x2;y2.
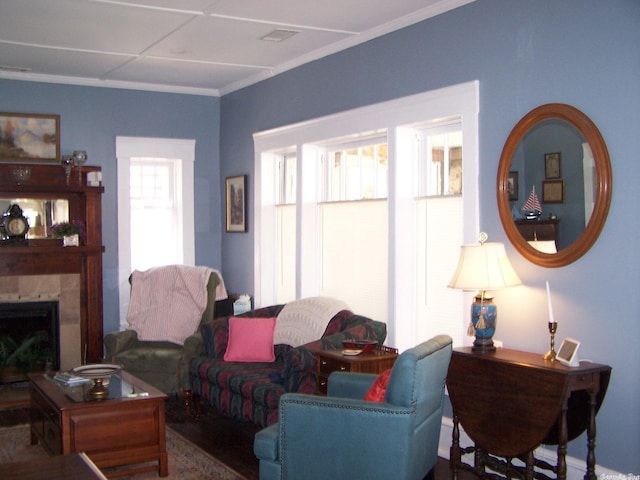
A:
319;200;388;320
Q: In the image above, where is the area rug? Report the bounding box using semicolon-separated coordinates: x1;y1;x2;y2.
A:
0;424;246;479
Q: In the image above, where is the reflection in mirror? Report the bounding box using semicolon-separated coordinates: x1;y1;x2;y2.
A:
509;119;593;251
497;103;612;268
0;198;69;238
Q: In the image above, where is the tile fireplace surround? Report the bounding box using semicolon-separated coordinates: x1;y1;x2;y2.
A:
0;274;81;370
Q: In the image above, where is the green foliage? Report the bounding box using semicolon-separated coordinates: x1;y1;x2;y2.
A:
0;332;50;371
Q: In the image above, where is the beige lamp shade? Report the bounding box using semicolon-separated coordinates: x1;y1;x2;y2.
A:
448;242;522;291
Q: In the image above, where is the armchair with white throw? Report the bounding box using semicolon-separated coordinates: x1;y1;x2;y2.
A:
253;334;453;480
104;265;227;394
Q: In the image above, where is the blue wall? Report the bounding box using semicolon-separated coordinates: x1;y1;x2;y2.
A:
0;81;222;336
1;0;637;472
219;0;639;472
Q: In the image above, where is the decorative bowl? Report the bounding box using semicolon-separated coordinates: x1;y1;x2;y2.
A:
72;363;121;379
341;340;378;353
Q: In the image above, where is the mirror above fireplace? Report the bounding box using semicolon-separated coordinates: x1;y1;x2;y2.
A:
0;198;69;238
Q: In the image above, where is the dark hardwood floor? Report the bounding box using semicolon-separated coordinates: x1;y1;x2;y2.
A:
165;395;261;479
0;387;471;480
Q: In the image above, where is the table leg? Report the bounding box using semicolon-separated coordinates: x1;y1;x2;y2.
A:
159;450;168;477
524;450;534;480
557;397;569;480
183;389;193;415
585;389;598;480
451;414;460;479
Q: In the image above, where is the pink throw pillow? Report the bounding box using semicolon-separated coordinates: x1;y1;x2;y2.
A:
363;369;392;402
224;317;276;362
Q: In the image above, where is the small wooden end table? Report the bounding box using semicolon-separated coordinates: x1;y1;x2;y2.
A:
446;347;611;480
317;346;398;395
29;370;168;477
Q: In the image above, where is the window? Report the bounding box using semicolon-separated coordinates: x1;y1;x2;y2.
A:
275;152;297;303
116;137;195;328
325;138;388;201
414;124;465;343
254;81;479;351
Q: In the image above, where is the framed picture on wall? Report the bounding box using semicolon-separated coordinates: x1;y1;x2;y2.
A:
508;171;519;201
542;180;564;203
0;112;60;163
544;152;561;179
226;175;247;232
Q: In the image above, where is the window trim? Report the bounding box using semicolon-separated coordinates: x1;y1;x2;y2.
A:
253;81;479;350
115;136;195;328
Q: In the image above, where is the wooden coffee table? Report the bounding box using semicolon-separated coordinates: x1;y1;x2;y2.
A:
28;370;168;477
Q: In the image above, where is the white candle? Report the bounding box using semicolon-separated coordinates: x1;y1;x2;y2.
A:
546;281;556;324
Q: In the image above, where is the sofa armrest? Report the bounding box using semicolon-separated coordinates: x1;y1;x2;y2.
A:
183;331;204;358
104;330;139;361
279;315;387;394
178;332;204;390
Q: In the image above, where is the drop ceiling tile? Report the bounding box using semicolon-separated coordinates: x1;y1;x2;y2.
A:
107;56;263;90
0;43;134;78
206;0;445;32
146;15;351;66
0;0;193;54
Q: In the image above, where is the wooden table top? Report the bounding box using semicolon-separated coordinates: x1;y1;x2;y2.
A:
0;452;107;480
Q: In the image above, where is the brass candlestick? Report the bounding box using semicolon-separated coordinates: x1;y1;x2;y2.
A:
543;321;558;361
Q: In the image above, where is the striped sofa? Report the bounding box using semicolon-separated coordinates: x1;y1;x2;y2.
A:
188;304;387;427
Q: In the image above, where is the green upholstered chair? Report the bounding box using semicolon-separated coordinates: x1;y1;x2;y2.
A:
104;271;220;395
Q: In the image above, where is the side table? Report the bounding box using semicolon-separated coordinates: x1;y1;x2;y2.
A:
29;370;168;477
317;346;398;395
446;347;611;480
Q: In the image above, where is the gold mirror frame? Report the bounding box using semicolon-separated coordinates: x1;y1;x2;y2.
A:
497;103;612;268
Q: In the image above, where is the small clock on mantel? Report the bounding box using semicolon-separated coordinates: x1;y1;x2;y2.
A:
0;204;30;245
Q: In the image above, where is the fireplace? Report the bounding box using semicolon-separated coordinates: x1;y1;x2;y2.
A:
0;300;60;383
0;163;104;365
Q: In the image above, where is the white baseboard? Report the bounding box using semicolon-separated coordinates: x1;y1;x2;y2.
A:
438;416;621;479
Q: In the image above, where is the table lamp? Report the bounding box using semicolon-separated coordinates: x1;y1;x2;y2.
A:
448;233;522;352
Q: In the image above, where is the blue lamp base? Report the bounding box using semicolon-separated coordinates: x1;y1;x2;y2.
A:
471;293;497;352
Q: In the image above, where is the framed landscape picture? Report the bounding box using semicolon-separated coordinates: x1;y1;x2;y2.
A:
0;112;60;163
226;175;247;232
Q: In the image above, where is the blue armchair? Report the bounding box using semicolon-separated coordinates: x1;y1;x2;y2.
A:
253;334;453;480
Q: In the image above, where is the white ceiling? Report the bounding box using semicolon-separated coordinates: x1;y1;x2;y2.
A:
0;0;472;96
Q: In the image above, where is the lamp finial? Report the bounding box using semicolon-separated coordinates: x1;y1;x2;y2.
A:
478;232;488;244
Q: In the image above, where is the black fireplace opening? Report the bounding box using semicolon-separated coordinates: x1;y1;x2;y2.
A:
0;301;60;382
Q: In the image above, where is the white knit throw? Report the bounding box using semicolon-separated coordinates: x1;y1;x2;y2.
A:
273;297;350;347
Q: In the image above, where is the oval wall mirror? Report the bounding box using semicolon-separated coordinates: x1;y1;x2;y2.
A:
497;103;612;268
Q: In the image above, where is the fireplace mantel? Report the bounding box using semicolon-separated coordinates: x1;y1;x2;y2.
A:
0;163;104;363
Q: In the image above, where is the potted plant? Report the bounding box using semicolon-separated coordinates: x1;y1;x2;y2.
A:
49;220;86;246
0;332;50;382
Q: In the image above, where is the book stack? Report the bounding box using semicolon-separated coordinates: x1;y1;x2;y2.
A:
54;371;92;386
